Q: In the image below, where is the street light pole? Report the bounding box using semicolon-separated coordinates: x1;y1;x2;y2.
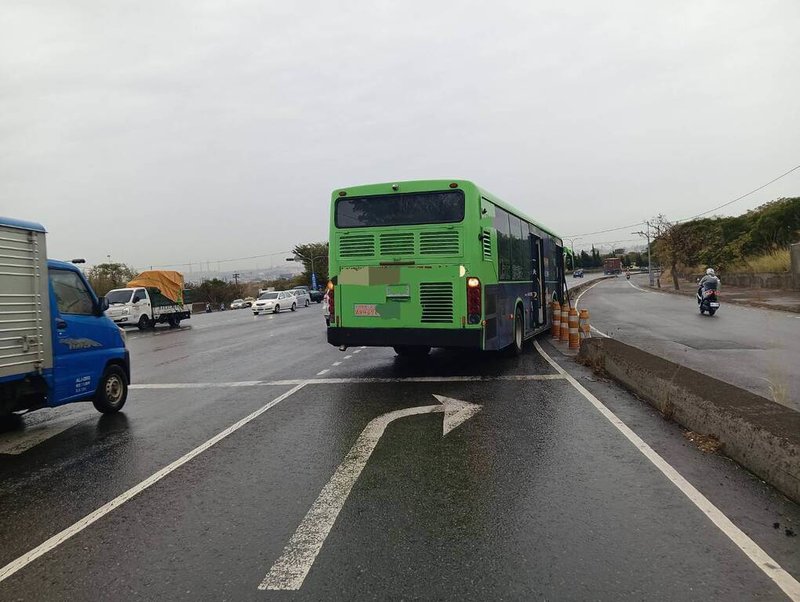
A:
287;253;326;289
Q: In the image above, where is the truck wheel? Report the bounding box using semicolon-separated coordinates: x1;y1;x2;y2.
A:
137;315;150;330
291;302;297;312
93;366;128;413
173;317;181;327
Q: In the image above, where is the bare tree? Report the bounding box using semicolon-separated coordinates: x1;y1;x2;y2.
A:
651;215;699;290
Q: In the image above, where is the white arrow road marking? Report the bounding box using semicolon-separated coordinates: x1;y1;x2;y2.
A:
259;395;482;591
534;341;800;601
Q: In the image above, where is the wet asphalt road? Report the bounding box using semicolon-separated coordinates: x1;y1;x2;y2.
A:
578;274;800;411
1;306;799;600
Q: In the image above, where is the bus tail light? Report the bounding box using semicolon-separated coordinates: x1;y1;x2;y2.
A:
327;281;335;318
466;278;481;324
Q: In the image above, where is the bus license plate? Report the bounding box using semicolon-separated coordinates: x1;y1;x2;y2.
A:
354;304;380;317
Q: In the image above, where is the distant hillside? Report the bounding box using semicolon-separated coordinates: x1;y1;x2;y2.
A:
654;197;799;271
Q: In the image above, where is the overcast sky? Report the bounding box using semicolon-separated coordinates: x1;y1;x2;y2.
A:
1;0;799;271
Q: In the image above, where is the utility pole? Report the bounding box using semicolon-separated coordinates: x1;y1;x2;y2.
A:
233;272;240;285
632;221;653;286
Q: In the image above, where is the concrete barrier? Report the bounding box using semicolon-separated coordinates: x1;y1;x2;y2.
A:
578;337;800;504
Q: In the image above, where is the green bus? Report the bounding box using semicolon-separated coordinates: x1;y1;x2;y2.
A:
326;179;565;356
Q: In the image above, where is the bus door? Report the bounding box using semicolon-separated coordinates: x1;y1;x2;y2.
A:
529;233;544;328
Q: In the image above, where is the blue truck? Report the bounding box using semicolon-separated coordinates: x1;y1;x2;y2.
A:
0;217;130;417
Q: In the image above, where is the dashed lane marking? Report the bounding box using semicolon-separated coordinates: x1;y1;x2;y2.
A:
534;341;800;601
352;349;361;354
130;374;566;389
0;384;307;585
343;355;352;360
332;362;342;366
316;369;330;376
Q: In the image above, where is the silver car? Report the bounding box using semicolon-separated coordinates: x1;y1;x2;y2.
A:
290;288;311;307
252;291;297;315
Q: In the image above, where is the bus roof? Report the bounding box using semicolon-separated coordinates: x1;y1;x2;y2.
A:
332;179;562;241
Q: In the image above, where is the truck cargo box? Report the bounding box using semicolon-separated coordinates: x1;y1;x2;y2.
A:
0;218;53;380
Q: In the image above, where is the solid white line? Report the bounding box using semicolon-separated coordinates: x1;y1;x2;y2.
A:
574;277;611;338
0;383;306;585
131;374;566;389
627;280;651;293
574;279;605;309
533;341;800;600
316;369;330;376
259;402;448;590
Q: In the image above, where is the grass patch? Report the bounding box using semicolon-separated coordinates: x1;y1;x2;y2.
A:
727;249;791;273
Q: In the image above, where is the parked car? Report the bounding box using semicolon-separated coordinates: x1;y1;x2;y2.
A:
290;288;311;307
572;269;584;278
230;298;246;309
294;285;324;303
243;297;255;307
252;291;297;314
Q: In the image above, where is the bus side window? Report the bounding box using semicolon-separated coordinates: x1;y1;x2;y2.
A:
494;207;512;281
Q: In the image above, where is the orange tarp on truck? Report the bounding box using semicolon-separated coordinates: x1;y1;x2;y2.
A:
127;270;184;304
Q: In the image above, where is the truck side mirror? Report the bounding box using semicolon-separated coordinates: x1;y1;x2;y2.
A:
97;296;110;315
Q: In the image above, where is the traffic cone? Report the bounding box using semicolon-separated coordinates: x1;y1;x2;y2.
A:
579;309;590;340
560;303;569;342
568;307;580;349
551;301;561;339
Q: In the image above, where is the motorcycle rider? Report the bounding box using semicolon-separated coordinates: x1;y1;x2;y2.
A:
697;268;720;302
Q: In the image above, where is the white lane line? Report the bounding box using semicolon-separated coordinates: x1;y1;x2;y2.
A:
360;346;366;349
533;341;800;600
131;374;565;389
343;355;353;359
0;383;306;585
352;349;361;354
316;369;330;376
574;279;605;309
627;280;652;293
332;362;342;366
574;276;611;338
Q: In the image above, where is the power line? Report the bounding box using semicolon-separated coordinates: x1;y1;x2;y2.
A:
679;162;800;221
565;161;800;238
148;250;291;270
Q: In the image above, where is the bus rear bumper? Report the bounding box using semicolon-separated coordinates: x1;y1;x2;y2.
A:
327;327;482;349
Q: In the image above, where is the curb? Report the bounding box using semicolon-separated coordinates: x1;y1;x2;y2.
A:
566;275;616;299
577;337;800;504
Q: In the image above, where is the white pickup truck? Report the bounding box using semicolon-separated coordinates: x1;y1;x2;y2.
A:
105;286;190;329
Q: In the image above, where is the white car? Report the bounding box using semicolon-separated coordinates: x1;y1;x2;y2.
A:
230;298;245;309
252;291;297;315
290;288;311;307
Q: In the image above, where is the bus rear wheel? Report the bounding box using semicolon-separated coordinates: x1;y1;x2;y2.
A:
393;345;431;358
505;308;524;356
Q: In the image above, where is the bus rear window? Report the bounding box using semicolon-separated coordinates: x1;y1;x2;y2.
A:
335;190;465;228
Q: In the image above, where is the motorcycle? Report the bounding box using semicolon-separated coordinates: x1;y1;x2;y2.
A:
697;281;720;316
205;303;212;313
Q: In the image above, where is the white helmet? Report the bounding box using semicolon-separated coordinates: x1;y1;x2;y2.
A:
706;268;715;276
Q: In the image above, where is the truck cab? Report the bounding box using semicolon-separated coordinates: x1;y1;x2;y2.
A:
0;217;130;416
105;287;153;329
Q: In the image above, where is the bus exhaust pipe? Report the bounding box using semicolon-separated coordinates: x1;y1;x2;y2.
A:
339;345;348;352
